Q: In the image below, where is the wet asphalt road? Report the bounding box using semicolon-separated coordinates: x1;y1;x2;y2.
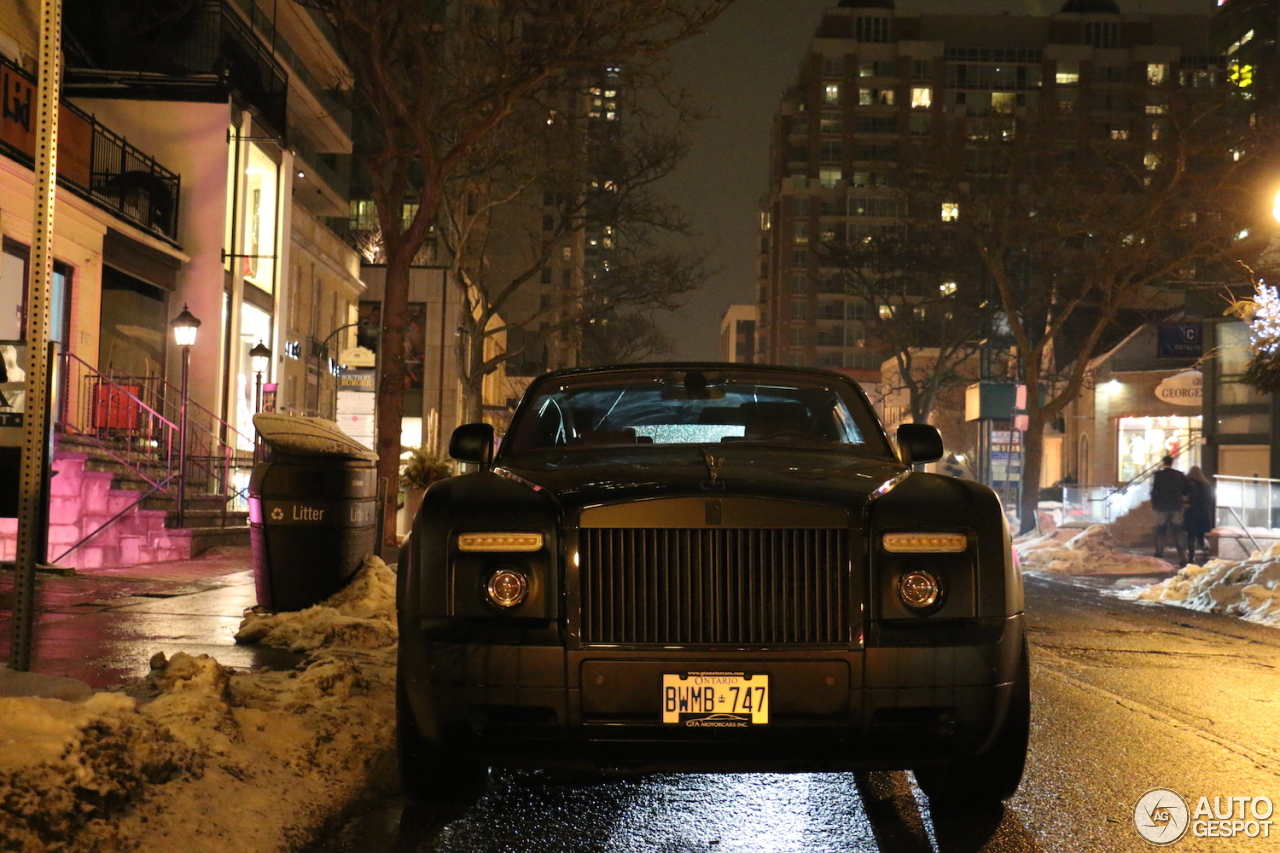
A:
307;572;1280;853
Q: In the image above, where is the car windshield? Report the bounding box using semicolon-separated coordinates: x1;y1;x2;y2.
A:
501;368;893;457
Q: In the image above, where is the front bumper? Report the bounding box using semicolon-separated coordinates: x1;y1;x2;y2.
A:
401;614;1024;773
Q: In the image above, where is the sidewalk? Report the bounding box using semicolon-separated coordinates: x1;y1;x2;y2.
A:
0;546;298;687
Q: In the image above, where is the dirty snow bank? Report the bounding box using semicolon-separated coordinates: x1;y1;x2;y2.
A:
0;556;398;852
1016;524;1170;574
1119;545;1280;627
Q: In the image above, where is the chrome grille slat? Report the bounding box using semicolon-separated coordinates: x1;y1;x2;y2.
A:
580;527;849;646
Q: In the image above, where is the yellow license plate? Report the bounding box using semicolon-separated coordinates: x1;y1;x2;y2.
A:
661;672;769;726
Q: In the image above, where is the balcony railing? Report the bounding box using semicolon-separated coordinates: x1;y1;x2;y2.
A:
0;57;182;241
87;117;182;240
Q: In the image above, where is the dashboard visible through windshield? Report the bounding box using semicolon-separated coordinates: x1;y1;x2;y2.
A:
501;368;893;458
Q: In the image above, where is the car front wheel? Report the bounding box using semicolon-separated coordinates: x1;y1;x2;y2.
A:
397;676;489;804
915;636;1030;806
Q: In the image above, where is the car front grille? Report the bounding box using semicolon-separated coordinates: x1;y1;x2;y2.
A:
579;528;850;646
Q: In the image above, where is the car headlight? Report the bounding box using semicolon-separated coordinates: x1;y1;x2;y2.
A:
458;532;544;552
486;566;530;608
882;532;967;553
898;569;943;611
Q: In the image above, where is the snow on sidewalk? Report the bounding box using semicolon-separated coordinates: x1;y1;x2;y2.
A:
0;556;399;853
1015;523;1171;574
1118;545;1280;628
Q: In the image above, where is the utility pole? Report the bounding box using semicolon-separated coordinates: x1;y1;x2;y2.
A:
9;0;62;671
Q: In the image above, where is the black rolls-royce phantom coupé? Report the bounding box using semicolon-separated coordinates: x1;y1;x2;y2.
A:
397;364;1028;805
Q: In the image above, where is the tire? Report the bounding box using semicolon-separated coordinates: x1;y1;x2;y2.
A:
916;637;1030;806
397;674;489;804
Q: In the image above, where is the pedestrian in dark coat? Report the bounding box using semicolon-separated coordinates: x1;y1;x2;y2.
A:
1183;466;1215;564
1150;455;1187;563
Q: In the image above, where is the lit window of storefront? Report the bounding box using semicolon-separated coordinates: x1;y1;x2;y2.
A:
235;302;273;449
242;144;279;295
1117;415;1202;481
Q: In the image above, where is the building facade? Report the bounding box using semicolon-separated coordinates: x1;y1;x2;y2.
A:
719;304;757;364
757;0;1215;387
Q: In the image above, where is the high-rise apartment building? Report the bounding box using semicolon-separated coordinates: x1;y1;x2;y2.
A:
758;0;1215;383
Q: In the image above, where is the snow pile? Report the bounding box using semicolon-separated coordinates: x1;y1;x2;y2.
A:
235;556;398;651
1119;545;1280;627
1016;524;1171;574
0;555;399;853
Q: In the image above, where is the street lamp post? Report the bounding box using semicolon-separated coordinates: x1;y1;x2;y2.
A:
170;305;201;529
250;341;271;413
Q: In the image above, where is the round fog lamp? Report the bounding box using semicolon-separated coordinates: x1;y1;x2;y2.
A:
486;567;529;608
898;569;942;611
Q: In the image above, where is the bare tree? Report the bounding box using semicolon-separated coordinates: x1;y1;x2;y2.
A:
819;228;993;427
900;74;1274;531
303;0;734;545
438;84;707;421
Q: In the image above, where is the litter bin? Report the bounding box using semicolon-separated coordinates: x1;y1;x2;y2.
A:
248;414;378;611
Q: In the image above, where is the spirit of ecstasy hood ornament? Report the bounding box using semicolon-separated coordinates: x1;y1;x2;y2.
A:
702;448;725;485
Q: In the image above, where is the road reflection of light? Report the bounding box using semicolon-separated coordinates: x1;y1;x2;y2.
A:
602;773;878;853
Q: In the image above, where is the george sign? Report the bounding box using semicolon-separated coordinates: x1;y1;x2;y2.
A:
0;342;27;434
262;382;277;414
1157;322;1204;359
1;59;93;189
1155;370;1202;407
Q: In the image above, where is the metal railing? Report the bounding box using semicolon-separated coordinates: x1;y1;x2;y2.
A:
1213;475;1280;532
1061;446;1194;525
57;352;258;524
87;117;181;240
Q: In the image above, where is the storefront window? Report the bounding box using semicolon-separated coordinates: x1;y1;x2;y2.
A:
236;302;273;449
242;144;278;294
1117;415;1202;481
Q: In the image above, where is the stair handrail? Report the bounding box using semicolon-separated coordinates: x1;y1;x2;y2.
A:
63;351;180;434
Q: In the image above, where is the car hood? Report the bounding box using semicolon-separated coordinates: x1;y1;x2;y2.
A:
495;445;908;515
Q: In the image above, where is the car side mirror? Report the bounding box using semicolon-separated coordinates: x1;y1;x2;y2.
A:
896;423;944;466
449;423;495;471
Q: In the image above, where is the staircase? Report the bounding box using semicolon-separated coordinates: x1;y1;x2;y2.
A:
0;352;255;570
1107;499;1157;551
0;440;249;569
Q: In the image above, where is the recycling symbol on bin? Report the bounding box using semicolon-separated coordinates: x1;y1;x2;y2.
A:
270;507;284;521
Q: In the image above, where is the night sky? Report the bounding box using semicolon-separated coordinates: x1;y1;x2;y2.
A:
657;0;1215;361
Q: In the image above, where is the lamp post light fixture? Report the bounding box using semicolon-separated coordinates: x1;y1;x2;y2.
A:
250;341;272;413
170;304;201;528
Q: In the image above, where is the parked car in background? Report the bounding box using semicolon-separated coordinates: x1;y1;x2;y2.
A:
397;364;1028;805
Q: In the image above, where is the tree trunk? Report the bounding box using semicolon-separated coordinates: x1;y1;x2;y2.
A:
1018;405;1047;535
375;242;413;550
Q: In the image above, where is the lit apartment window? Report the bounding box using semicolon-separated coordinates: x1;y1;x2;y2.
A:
824;83;841;104
1147;63;1169;85
859;88;894;106
992;92;1016;114
911;87;932;109
1056;61;1079;86
878;304;894;319
1144;153;1160;171
1110;128;1129;140
819;168;842;189
939;281;957;296
941;202;960;222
